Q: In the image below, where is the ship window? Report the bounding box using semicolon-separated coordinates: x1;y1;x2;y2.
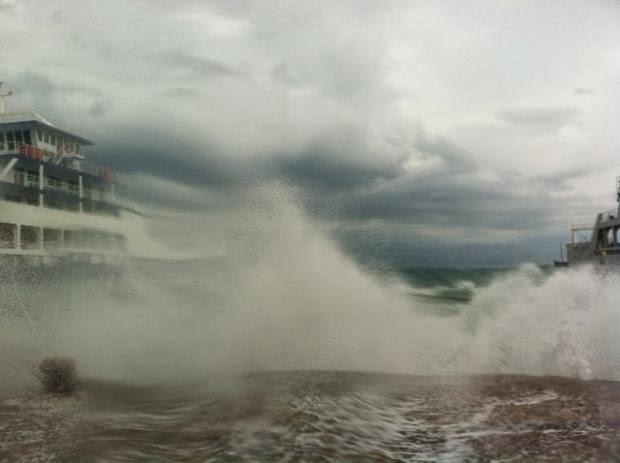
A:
47;177;67;193
0;132;4;150
44;132;50;143
81;230;95;249
23;130;32;145
14;131;23;144
50;134;56;145
75;144;80;154
26;172;39;187
20;225;41;250
13;168;24;185
43;228;62;249
7;131;14;150
0;222;17;249
114;234;127;251
96;232;111;249
37;129;42;141
63;230;80;248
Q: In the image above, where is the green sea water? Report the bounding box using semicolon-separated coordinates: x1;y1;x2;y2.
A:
397;265;553;306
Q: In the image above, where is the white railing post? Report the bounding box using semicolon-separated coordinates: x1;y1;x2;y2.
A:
78;175;83;213
39;164;44;207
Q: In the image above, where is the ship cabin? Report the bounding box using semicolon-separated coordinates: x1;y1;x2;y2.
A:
0;106;126;262
566;176;620;264
0;111;116;214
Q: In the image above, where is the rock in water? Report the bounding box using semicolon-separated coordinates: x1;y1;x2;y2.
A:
39;357;78;394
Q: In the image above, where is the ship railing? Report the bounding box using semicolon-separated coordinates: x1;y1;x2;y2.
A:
74;161;116;182
2;143;117;182
2;162;114;203
82;186;112;202
594;247;620;256
25;173;39;188
6;171;40;188
45;179;79;195
43;181;111;202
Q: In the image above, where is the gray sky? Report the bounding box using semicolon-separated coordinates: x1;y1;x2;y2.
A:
2;0;620;266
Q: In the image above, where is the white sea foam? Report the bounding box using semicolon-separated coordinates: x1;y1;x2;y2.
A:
462;263;620;380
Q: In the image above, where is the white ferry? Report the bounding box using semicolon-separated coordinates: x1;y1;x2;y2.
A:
556;176;620;267
0;83;127;267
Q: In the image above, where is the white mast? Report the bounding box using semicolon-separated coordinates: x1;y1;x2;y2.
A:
0;82;13;114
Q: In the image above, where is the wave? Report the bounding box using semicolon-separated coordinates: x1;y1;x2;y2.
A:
1;185;619;392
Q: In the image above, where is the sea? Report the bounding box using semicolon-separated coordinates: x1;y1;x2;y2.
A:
2;205;620;461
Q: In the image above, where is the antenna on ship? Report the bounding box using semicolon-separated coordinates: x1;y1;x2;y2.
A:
0;82;13;115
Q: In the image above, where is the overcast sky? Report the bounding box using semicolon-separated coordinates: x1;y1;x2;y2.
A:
2;0;620;266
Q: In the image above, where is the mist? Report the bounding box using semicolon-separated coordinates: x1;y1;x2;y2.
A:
2;181;620;393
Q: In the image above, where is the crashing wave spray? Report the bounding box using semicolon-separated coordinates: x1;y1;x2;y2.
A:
462;264;620;380
1;182;620;391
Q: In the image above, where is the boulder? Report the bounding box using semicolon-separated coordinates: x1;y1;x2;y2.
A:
38;357;78;394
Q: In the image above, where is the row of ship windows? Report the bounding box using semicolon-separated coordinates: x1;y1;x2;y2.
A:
0;222;126;252
0;130;32;150
0;130;80;153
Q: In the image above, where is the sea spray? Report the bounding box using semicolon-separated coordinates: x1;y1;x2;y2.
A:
462;264;620;379
1;183;620;391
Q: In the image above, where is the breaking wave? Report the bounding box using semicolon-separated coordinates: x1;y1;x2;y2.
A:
1;185;620;392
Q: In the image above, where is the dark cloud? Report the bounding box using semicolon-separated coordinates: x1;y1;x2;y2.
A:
88;97;112;117
4;0;617;267
90;126;247;190
337;174;545;229
87;115;581;245
337;227;564;268
163;52;243;79
277;134;402;193
278;153;396;192
496;106;580;127
275;128;567;235
535;167;590;190
412;130;477;175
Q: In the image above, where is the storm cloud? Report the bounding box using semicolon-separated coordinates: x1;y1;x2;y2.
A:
2;0;619;266
497;106;581;130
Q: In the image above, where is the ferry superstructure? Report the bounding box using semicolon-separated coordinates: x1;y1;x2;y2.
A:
0;83;127;266
559;176;620;266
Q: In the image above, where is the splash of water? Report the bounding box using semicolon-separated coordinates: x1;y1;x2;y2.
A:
1;184;620;392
